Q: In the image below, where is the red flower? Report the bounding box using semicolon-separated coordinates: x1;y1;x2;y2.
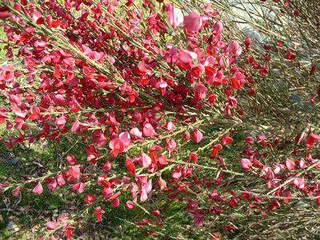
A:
230;71;246;89
84;194;96;203
245;36;252;50
211;144;223;158
126;158;136;176
0;7;10;19
194;83;207;101
221;136;233;145
306;133;320;149
95;207;105;222
192;129;203;143
285;50;296;60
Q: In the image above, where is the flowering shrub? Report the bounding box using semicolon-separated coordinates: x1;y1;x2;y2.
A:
0;0;319;239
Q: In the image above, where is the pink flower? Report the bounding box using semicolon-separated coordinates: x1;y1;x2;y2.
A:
241;158;252;171
47;221;58;231
109;132;131;156
166;121;176;133
211;144;223;158
285;159;296;170
293;177;305;189
143;123;156;137
158;155;168;165
166;138;177;152
184;11;202;32
12;186;22;197
47;178;57;192
172;171;182;180
285;50;296;60
125;200;135;209
119;132;131;147
55;115;67;129
66;155;77;165
72;182;85;193
299;159;307;169
141;153;152;168
32;182;43;195
158;178;167;190
68;165;81;179
56;174;66;186
109;138;123;156
227;40;242;57
213;21;223;35
178;49;197;64
130;127;142;138
140;179;152;202
245;36;252;50
166;4;184;29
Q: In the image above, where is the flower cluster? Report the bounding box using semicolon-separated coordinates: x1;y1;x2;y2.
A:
0;0;319;239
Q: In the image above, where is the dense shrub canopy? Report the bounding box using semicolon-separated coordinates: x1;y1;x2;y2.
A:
0;0;319;239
